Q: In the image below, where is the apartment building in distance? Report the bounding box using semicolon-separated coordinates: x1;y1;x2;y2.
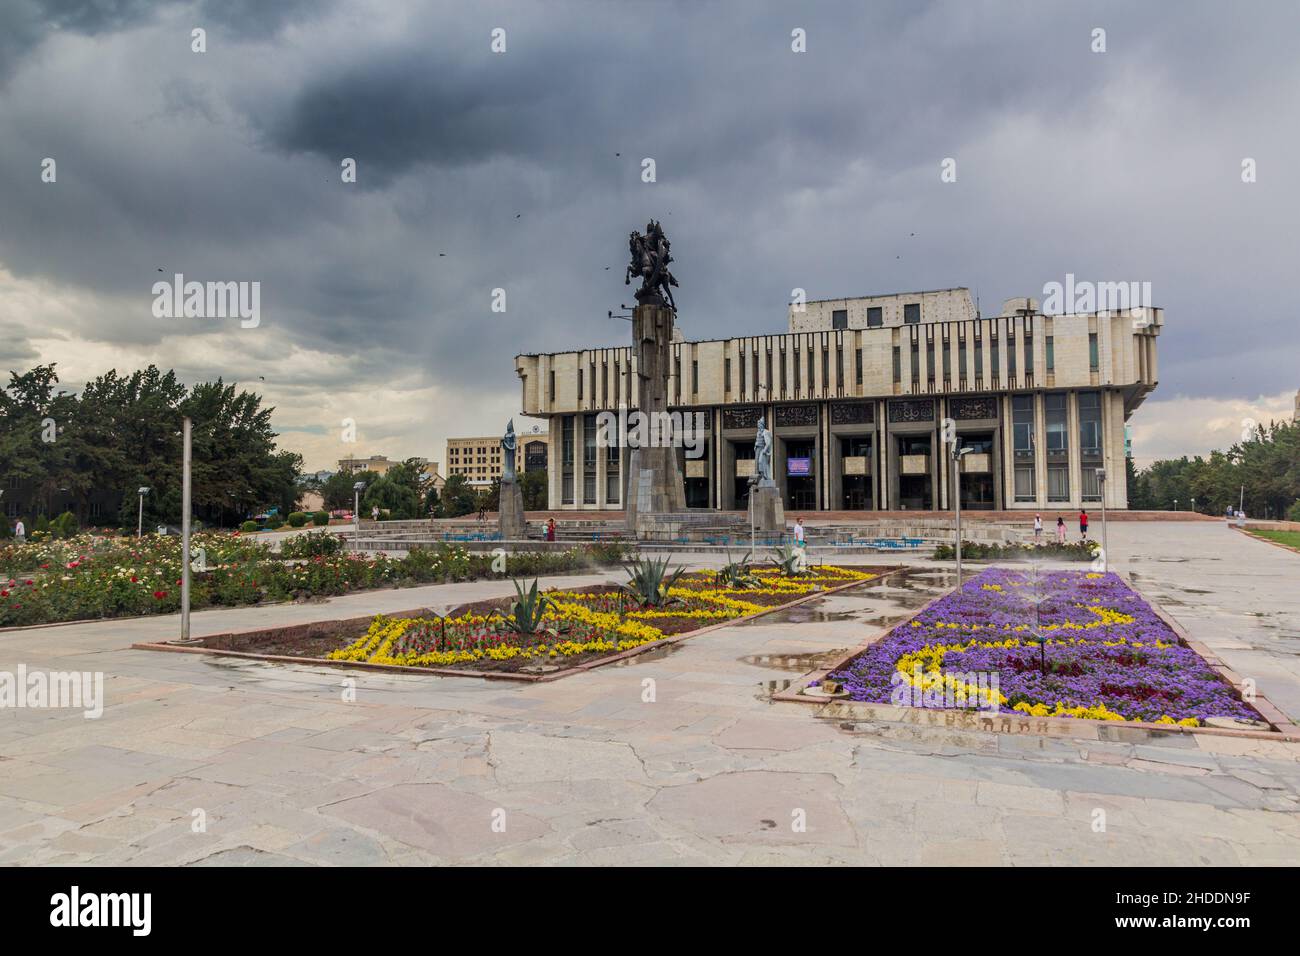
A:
514;288;1162;512
446;432;550;489
336;455;442;489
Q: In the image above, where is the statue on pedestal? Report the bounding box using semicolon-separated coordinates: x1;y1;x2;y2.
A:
498;419;526;539
501;419;517;484
754;416;774;486
625;219;679;311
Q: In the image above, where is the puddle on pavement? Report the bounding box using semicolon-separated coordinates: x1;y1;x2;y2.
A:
738;650;849;671
739;605;860;625
611;643;684;666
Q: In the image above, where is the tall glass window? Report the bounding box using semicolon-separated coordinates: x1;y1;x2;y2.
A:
1079;391;1103;501
1013;394;1035;501
605;432;620;503
1045;393;1069;502
561;415;575;503
1089;333;1100;371
582;413;597;503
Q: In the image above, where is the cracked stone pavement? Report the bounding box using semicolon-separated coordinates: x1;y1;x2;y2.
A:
1;521;1298;865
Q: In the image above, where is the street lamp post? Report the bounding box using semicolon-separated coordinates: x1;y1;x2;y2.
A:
353;481;366;550
180;419;191;642
951;445;972;588
1095;467;1108;573
1173;498;1178;512
137;486;150;539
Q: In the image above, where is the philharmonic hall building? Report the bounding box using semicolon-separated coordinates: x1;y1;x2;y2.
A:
515;288;1161;513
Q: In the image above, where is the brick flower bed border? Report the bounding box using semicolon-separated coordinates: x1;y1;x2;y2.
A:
773;569;1300;742
132;566;905;683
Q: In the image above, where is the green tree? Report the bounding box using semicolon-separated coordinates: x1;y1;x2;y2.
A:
520;468;548;510
322;470;379;511
437;473;477;517
362;475;420;519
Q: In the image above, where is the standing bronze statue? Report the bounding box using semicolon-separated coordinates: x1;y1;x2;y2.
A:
625;219;679;311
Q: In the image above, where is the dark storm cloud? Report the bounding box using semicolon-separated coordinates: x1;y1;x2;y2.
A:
0;0;1298;424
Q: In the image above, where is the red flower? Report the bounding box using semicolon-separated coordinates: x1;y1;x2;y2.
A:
153;590;167;599
130;575;138;583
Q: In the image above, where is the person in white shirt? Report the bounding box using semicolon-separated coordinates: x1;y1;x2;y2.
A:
793;518;805;549
1033;514;1043;542
13;519;25;543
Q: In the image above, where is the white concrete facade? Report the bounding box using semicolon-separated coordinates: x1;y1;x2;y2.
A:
516;289;1161;512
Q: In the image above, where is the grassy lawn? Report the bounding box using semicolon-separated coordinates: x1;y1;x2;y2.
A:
1248;529;1300;550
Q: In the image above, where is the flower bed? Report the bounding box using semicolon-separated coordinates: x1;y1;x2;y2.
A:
823;568;1262;727
0;532;631;627
326;564;881;673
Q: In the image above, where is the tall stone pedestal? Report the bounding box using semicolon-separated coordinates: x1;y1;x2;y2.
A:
499;480;527;539
750;482;785;533
624;301;686;533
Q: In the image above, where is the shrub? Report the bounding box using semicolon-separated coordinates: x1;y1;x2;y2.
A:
267;517;284;530
240;520;259;533
50;511;79;539
34;514;50;534
312;511;330;526
1287;500;1300;522
932;540;1098;561
286;511;308;527
278;531;345;559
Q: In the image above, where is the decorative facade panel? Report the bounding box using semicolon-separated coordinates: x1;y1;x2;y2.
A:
721;406;762;430
888;399;935;423
830;402;873;425
774;404;818;428
950;397;998;420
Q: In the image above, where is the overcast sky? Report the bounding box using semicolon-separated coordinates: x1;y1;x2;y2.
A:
1;0;1296;471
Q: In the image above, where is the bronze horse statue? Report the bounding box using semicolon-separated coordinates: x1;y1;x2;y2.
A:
624;220;679;311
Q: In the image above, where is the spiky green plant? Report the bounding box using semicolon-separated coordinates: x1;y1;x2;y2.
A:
623;555;686;607
769;543;807;577
500;577;557;635
714;551;759;589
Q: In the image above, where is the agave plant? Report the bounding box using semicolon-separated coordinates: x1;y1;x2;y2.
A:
499;577;558;636
769;543;808;577
714;551;759;589
623;555;686;607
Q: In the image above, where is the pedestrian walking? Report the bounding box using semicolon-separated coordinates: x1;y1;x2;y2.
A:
545;517;556;542
1056;516;1066;544
371;505;380;522
13;518;25;544
1033;513;1043;543
1079;508;1089;540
